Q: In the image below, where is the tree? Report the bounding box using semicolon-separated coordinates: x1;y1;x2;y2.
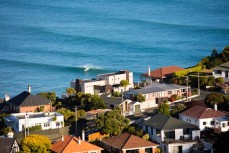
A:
66;88;76;95
171;103;186;115
21;134;51;153
77;109;86;118
133;94;146;102
120;80;129;91
57;108;75;121
213;131;229;153
221;45;229;62
158;102;170;116
96;108;130;136
84;94;106;111
205;92;225;107
211;48;218;59
126;125;144;137
113;91;121;97
38;92;56;103
215;77;224;84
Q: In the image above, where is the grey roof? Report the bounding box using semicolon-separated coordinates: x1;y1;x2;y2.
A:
0;137;17;153
125;83;186;95
8;91;50;107
142;114;198;130
212;62;229;71
100;94;125;107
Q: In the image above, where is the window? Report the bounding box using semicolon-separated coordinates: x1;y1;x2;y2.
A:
56;122;60;127
156;129;161;137
126;149;139;153
203;122;206;125
210;121;215;125
222;123;226;127
168;91;172;95
44;122;50;127
151;127;154;135
145;148;152;153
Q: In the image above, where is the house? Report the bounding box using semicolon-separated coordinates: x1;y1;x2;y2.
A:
124;82;190;110
2;86;51;113
50;135;103;153
100;94;141;115
4;112;64;133
140;114;200;153
141;66;184;83
179;105;229;132
212;62;229;80
0;137;20;153
102;132;158;153
71;70;134;95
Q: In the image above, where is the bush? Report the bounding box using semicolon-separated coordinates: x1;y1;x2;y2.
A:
205;92;225;107
215;77;224;84
113;91;121;97
29;125;42;132
173;66;202;77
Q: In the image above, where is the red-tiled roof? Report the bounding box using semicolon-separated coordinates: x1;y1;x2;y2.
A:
180;105;226;119
50;135;103;153
143;66;184;78
103;133;157;149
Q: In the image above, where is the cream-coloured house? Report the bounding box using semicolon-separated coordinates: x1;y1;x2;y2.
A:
124;83;190;109
71;70;134;95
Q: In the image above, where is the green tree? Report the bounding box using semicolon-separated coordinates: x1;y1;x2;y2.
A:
120;80;129;91
171;103;186;115
126;125;144;137
84;94;106;111
135;94;146;102
211;48;218;59
207;76;215;86
21;134;51;153
77;109;86;118
57;108;75;121
158;102;170;116
66;88;76;95
38;92;56;103
215;77;224;84
221;45;229;62
96;108;130;136
205;92;225;107
113;91;121;97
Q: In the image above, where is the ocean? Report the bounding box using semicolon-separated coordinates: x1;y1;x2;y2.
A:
0;0;229;97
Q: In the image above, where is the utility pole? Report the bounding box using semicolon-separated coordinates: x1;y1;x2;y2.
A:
186;76;189;101
75;107;77;136
198;72;200;96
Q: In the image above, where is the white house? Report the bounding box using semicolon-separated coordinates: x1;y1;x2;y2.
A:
179;105;229;132
71;70;134;95
212;62;229;80
4;112;64;133
124;82;190;109
140;114;200;153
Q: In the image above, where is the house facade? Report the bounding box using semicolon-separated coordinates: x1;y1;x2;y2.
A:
212;62;229;80
71;70;134;95
102;133;158;153
124;83;190;110
141;66;184;83
140;114;200;153
3;87;51;113
0;137;20;153
179;105;229;132
4;112;64;133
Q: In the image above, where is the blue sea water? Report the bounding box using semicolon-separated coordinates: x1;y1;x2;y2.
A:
0;0;229;97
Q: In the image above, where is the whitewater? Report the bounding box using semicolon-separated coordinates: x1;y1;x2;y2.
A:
0;0;229;96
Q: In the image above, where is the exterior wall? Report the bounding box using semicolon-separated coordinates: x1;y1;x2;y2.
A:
220;121;229;132
82;80;106;94
7;112;64;133
167;142;197;153
213;70;229;79
175;129;183;140
19;104;51;113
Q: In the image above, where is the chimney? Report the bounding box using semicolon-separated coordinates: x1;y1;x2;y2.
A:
78;137;81;144
4;93;10;101
148;66;151;76
214;103;217;111
82;130;85;141
61;134;64;141
28;85;31;93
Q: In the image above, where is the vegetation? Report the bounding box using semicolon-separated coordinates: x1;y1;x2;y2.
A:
133;93;146;102
38;92;56;103
205;92;225;107
213;131;229;153
197;46;229;69
3;127;13;135
158;102;170;116
96;108;130;136
77;109;86;118
113;91;121;97
173;66;202;77
21;134;51;153
215;77;224;84
57;108;75;121
171;103;186;115
120;80;129;91
66;88;76;95
29;125;42;132
126;125;144;137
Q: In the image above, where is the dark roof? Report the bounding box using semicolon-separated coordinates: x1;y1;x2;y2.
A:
100;94;125;107
212;62;229;71
180;105;226;119
8;91;50;107
125;83;186;95
142;114;198;130
103;133;157;149
0;137;17;153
